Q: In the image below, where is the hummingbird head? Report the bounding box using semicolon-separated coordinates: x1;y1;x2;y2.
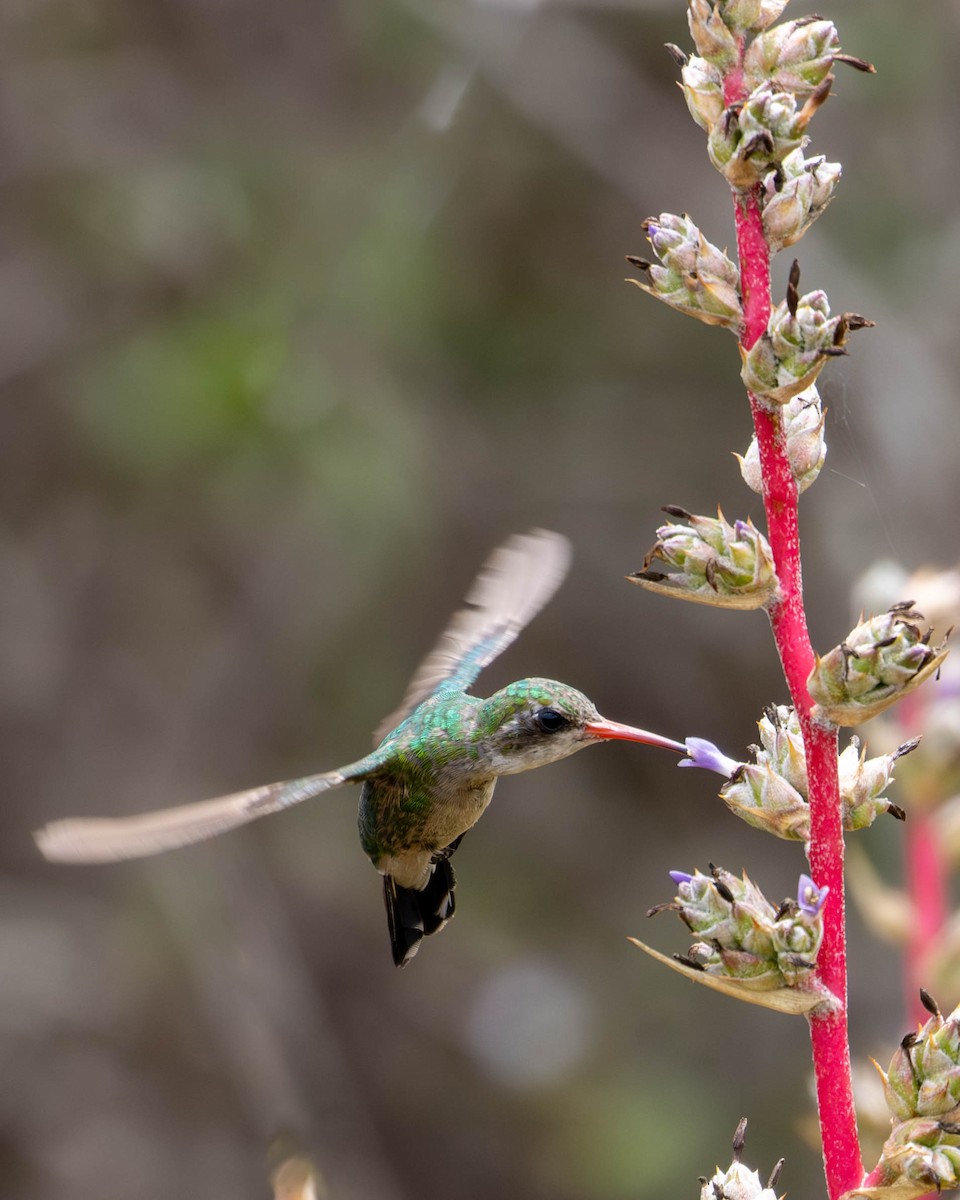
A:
473;678;685;776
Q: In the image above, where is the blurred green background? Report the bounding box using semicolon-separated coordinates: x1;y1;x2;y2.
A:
3;0;960;1196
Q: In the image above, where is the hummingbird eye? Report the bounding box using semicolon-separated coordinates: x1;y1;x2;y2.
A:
534;707;570;734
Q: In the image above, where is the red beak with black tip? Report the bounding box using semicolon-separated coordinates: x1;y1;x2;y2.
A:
584;718;687;754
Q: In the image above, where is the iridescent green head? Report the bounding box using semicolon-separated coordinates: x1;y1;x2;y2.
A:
473;678;684;776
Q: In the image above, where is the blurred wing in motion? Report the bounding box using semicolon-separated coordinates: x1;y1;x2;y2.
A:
373;529;571;744
35;761;374;864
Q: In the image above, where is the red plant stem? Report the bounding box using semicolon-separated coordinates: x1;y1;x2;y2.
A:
733;180;864;1197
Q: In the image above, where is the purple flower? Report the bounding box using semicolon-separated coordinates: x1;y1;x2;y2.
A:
669;870;695;886
797;873;829;916
679;737;742;778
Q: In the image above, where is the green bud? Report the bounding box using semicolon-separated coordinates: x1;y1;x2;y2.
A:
737;387;827;495
750;0;790;32
681;56;726;132
809;603;950;726
714;946;785;991
720;0;763;36
881;1038;923;1124
879;1118;960;1190
626;213;742;331
839;736;916;831
741;264;873;404
709;82;821;190
721;761;810;841
755;705;808;795
629;507;778;609
744;19;840;94
762;152;841;251
661;867;826;992
687;0;739;70
715;705;912;841
671;866;767;947
770;901;823;987
878;1002;960;1124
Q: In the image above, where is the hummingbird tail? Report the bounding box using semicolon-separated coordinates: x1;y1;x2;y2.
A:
382;848;460;967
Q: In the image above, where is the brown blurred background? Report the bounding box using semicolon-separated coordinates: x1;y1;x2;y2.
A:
2;1;960;1196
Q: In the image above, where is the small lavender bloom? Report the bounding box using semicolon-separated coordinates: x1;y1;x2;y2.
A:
669;870;695;886
797;874;829;916
680;737;742;778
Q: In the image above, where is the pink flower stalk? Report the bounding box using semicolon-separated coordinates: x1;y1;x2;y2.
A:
626;6;946;1196
729;84;862;1200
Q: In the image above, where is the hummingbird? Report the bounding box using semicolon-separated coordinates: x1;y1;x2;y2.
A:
35;530;686;966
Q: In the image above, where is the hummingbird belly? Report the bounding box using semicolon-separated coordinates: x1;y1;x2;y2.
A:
358;775;496;891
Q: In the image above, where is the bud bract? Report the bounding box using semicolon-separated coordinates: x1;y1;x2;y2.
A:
809;603;950;726
708;83;812;190
627;213;742;330
738;387;826;495
659;866;826;993
879;1002;960;1123
744;19;841;94
722;762;810;841
762;151;841;251
720;0;763;35
877;1118;960;1191
717;706;914;841
681;55;726;132
629;508;777;609
742;281;872;404
751;0;790;32
687;0;739;70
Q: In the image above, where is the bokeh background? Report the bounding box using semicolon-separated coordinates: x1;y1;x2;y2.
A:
3;1;960;1196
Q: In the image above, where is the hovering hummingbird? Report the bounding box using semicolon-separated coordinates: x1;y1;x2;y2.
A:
35;530;686;966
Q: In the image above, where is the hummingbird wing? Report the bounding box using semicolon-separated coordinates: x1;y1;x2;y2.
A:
34;760;376;864
373;529;571;744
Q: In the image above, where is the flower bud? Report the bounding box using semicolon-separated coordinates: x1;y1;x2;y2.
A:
762;151;841;251
720;0;763;36
741;264;874;404
655;867;827;994
755;705;808;795
687;0;739;70
629;507;778;609
700;1122;784;1200
770;875;828;986
681;56;726;132
744;19;841;94
626;213;742;331
881;1037;924;1124
712;946;785;991
738;387;826;495
670;866;775;957
877;999;960;1123
750;0;790;32
839;736;917;831
809;603;950;726
708;82;819;190
721;762;810;841
877;1118;960;1191
696;706;914;842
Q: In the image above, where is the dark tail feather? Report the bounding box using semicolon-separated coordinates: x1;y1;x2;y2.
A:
383;851;459;968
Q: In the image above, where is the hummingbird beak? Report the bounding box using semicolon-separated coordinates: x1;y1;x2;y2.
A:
584;718;687;754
